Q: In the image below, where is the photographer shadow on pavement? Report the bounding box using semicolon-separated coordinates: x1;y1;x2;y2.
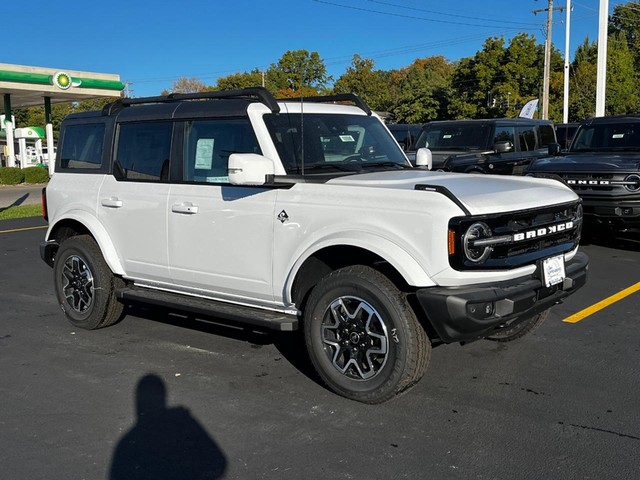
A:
109;374;227;480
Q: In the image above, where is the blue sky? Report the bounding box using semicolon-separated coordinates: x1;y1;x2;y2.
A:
5;0;611;97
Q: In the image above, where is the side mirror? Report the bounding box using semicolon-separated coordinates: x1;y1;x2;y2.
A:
494;140;514;154
415;147;433;170
228;153;275;185
548;142;561;156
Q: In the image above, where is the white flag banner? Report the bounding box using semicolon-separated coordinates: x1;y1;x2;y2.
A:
519;99;539;119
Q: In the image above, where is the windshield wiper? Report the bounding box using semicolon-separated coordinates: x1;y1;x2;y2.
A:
360;161;412;169
297;163;361;173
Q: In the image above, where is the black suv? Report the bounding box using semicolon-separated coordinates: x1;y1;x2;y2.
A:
409;118;556;174
527;115;640;234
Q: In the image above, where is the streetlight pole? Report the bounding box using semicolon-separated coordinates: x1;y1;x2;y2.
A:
595;0;609;117
563;0;572;123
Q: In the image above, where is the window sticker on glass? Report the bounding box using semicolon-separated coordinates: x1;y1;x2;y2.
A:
339;135;355;142
195;138;214;169
206;176;229;183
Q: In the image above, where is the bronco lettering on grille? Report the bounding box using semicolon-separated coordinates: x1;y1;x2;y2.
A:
566;179;611;186
512;221;574;242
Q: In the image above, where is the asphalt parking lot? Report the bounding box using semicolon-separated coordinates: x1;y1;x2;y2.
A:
1;217;639;480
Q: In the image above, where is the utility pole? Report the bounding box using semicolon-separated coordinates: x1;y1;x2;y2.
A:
533;1;564;120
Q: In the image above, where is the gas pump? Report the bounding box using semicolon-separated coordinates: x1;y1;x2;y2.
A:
13;127;46;168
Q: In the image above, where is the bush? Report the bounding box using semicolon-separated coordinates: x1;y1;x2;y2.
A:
23;166;50;184
0;167;25;185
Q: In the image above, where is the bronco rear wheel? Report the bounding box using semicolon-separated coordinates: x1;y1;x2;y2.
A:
53;235;124;330
303;265;430;404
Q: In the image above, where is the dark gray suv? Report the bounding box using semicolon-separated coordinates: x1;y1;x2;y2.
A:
410;118;556;174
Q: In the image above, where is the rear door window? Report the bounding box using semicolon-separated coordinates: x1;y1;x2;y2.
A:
59;123;105;170
517;127;537;152
538;124;556;147
115;122;173;181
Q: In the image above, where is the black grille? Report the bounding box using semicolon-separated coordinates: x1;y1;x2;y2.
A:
560;173;615;191
448;200;583;270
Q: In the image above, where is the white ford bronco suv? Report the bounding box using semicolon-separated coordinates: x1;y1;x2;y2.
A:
41;88;588;403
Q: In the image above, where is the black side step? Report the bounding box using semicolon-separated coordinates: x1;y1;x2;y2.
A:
116;287;298;332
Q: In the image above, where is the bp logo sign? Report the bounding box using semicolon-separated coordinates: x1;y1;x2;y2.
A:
53;72;72;90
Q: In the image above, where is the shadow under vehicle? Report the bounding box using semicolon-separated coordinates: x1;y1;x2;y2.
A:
408;118;556;174
527;115;640;236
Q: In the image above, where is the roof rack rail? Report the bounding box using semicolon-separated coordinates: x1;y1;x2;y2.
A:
283;93;372;115
102;87;280;116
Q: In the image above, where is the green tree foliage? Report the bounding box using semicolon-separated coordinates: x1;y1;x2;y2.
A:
449;34;555;119
449;36;508;118
605;32;640;115
569;38;597;120
267;50;330;96
388;56;453;123
569;33;640;120
215;70;265;91
609;1;640;70
333;55;392;111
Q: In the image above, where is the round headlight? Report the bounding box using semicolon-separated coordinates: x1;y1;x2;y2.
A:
463;222;493;263
624;174;640;192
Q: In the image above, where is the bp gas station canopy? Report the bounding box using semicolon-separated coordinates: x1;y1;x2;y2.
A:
0;63;124;174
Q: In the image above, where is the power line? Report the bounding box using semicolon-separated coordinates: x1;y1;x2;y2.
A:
366;0;541;27
312;0;541;31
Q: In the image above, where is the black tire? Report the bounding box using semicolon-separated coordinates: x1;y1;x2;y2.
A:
53;235;124;330
485;310;550;342
303;265;430;404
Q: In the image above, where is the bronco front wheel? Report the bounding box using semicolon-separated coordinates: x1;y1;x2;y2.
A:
303;265;430;404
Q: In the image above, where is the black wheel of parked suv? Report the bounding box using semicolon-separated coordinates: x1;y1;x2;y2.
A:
485;310;550;342
53;235;124;330
303;265;430;404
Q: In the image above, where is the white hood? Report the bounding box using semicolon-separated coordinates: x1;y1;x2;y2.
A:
327;170;578;215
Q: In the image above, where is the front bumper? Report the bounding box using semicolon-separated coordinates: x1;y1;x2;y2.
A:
582;198;640;232
416;252;588;343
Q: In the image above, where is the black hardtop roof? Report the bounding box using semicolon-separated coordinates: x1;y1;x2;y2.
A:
63;87;372;123
423;117;553;127
580;115;640;125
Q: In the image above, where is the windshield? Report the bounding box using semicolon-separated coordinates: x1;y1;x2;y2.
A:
264;113;409;174
413;123;492;150
571;122;640;152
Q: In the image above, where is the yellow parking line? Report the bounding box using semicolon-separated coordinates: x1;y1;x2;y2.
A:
0;225;48;234
564;282;640;323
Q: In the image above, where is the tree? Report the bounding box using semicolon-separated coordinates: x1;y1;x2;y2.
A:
267;50;330;95
449;36;507;118
389;56;453;123
605;32;640;115
609;1;640;70
569;38;598;120
215;70;264;91
161;76;208;95
333;55;392;111
569;33;640;119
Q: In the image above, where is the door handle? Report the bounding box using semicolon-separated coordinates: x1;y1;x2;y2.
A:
101;197;123;208
171;202;199;214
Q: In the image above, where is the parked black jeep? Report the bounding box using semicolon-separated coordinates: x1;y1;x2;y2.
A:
527;115;640;234
408;118;556;174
